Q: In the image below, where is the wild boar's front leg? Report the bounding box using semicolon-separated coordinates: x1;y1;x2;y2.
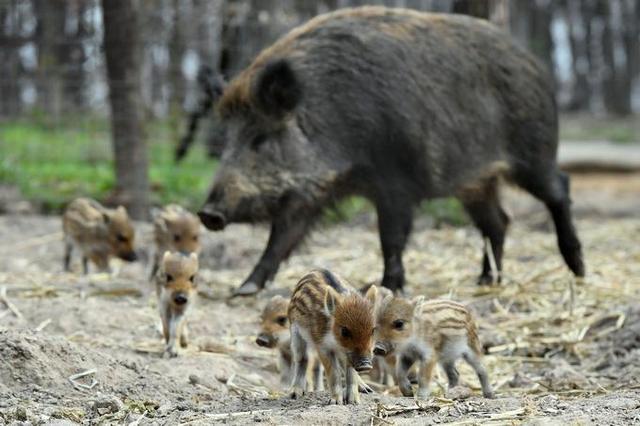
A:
234;215;313;296
376;194;413;293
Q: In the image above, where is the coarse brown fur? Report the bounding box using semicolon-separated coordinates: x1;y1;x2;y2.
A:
150;204;201;279
288;269;378;404
62;198;137;273
200;6;584;296
256;295;323;390
155;251;198;358
375;296;493;398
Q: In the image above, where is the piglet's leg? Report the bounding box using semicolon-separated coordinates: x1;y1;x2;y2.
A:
344;367;360;404
289;325;308;399
416;357;437;399
311;358;324;391
396;353;415;397
164;314;182;358
319;350;343;405
179;321;189;348
463;352;494;398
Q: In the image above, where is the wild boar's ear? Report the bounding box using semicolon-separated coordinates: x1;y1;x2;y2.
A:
253;59;302;117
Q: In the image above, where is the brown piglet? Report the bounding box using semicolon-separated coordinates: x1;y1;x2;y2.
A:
155;251;198;358
288;269;378;404
375;296;494;398
256;295;323;390
62;198;137;273
151;204;201;279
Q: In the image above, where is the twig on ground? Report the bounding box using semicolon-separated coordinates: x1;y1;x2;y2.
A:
34;318;52;332
68;368;98;390
0;286;23;319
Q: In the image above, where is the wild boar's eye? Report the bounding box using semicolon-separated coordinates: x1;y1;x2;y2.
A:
192;235;198;242
116;234;127;243
189;275;195;283
173;234;181;242
250;134;268;151
166;274;174;282
276;316;287;326
341;327;352;339
393;320;405;330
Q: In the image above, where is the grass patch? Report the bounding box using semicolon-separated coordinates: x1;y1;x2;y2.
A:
559;114;639;144
0;117;215;212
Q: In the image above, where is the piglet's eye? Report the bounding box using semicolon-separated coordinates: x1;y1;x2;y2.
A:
392;320;405;330
116;234;127;243
166;274;174;282
192;235;198;242
189;275;195;283
276;316;287;326
173;234;181;242
341;327;352;339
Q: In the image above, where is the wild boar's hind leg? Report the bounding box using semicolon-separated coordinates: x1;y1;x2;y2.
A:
376;195;413;293
234;215;314;296
516;170;585;277
462;180;510;285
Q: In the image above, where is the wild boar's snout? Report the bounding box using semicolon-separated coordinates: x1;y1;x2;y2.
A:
198;207;226;231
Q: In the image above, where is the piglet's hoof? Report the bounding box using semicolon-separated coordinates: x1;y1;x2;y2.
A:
232;281;261;297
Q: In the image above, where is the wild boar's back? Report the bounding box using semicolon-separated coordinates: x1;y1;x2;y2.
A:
218;6;557;201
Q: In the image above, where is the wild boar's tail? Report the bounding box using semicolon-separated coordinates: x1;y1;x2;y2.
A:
175;66;225;162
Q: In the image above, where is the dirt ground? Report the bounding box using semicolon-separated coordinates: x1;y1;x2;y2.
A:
1;173;639;425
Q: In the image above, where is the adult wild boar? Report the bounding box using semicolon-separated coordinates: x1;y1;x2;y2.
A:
198;6;585;296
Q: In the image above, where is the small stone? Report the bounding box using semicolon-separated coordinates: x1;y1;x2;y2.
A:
604;397;639;410
91;395;123;414
189;374;200;385
15;406;28;421
446;385;472;400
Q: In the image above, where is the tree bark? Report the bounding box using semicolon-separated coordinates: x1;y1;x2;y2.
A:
33;0;66;119
101;0;150;220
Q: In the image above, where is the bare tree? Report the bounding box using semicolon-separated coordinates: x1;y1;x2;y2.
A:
101;0;149;220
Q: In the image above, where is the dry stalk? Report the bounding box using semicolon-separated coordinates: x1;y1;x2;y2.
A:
0;286;23;319
68;368;98;390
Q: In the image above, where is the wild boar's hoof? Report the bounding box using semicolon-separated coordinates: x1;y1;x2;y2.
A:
232;281;261;297
477;274;500;286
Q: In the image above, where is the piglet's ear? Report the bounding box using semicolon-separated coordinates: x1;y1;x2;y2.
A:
324;289;338;316
364;284;378;308
253;59;302;117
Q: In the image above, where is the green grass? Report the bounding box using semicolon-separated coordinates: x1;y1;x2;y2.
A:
0;117;215;212
559;114;639;144
0;117;467;225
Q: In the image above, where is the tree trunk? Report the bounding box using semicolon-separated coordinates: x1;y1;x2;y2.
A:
33;0;66;120
0;2;23;117
101;0;150;220
564;0;592;111
598;0;631;116
168;0;186;113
